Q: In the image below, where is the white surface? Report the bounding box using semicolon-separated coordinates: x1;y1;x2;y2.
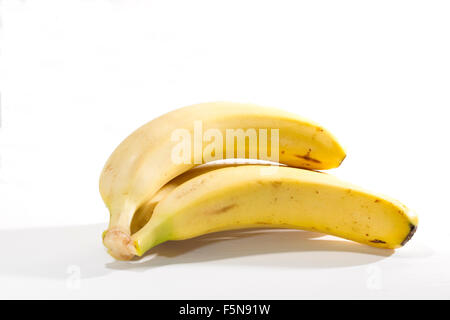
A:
1;0;450;299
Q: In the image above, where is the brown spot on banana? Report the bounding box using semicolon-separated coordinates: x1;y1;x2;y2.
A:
370;239;386;244
294;148;322;164
271;181;282;188
208;204;237;214
294;154;322;164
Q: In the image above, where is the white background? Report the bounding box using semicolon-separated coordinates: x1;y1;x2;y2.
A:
1;0;449;299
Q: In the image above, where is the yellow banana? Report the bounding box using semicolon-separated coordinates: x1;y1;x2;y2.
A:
131;166;418;257
100;102;346;260
129;163;239;234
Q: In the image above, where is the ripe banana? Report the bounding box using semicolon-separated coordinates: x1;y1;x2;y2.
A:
130;163;238;234
100;102;346;260
131;165;418;257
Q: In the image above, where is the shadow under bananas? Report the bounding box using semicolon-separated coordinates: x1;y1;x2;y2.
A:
106;228;396;271
0;223;110;280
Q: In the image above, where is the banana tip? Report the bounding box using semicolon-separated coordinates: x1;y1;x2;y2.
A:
401;223;418;247
103;228;137;261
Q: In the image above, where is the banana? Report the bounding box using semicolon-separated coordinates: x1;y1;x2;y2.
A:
130;163;240;234
131;165;418;257
100;102;346;260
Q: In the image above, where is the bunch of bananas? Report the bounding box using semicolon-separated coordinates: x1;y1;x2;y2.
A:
100;102;417;260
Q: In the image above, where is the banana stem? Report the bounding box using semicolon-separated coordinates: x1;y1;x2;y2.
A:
103;203;138;260
103;228;137;260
